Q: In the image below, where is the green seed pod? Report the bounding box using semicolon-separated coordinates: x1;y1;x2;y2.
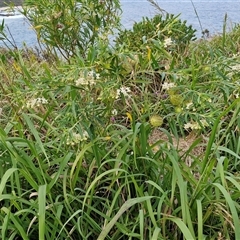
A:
150;115;163;127
174;107;182;113
170;94;183;106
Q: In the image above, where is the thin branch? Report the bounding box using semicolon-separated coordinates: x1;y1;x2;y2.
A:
147;0;167;16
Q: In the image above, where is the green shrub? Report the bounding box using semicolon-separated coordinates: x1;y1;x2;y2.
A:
22;0;121;60
115;13;197;54
1;2;240;239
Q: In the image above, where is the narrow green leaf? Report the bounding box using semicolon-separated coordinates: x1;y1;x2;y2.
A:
1;211;10;240
38;185;47;240
82;168;127;211
165;217;195;240
0;168;18;197
213;183;240;239
202;99;240;172
226;176;240;192
97;196;153;240
1;207;30;240
217;146;240;160
145;192;157;227
48;152;72;190
166;152;195;238
139;209;144;240
197;199;204;240
151;227;161;239
22;113;49;164
57;210;83;239
70;141;93;190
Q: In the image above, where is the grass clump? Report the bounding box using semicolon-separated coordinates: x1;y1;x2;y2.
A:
0;0;240;239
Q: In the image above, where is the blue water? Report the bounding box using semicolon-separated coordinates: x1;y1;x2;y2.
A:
0;1;240;48
121;1;240;34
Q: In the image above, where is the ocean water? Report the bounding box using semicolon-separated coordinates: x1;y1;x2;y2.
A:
0;14;37;48
0;1;240;48
121;1;240;34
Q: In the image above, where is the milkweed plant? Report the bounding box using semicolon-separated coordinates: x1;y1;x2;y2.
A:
0;0;240;239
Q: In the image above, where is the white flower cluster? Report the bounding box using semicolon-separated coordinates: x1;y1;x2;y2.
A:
26;97;48;109
185;101;196;111
234;93;239;99
111;109;118;115
66;131;89;146
75;70;100;86
162;82;176;91
230;64;240;71
227;64;240;78
164;38;172;48
184;119;209;130
116;86;131;99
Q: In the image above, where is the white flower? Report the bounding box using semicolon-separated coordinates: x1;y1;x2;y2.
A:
96;73;100;79
81;131;89;141
116;86;131;99
234;93;239;99
191;122;201;130
87;70;94;78
26;97;48;108
76;77;87;86
76;70;99;86
120;86;131;96
186;102;193;110
200;119;209;127
232;53;239;58
184;122;200;130
184;122;193;130
230;64;240;71
162;82;176;90
39;98;48;104
66;131;89;145
111;109;118;115
184;119;208;130
75;76;95;86
164;38;172;48
72;133;82;142
185;102;196;111
116;90;120;99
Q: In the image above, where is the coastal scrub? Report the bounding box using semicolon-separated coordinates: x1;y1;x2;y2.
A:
0;0;240;239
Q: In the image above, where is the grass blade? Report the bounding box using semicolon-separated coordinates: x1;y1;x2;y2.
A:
151;227;161;239
0;168;18;197
1;207;30;240
97;196;153;240
202;99;239;173
22;113;49;166
196;199;204;240
38;184;47;240
213;183;240;239
165;217;195;240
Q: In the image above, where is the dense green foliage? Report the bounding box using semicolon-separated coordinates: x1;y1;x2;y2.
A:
0;0;240;239
22;0;121;59
115;13;197;53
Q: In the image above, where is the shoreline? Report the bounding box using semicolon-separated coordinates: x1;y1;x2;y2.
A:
0;6;23;17
0;6;22;10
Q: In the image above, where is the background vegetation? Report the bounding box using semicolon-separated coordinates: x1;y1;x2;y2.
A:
0;0;240;239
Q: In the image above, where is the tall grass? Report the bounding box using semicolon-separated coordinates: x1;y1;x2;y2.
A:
0;0;240;239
